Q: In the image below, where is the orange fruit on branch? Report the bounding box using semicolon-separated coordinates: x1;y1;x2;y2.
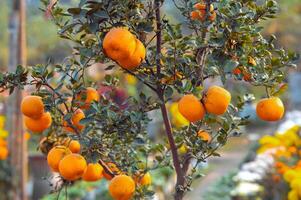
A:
103;162;121;180
58;153;87;181
24;112;52;133
82;163;104;182
203;86;231;115
0;147;8;160
68;140;81;153
103;27;136;61
194;3;214;12
118;38;146;70
134;172;152;186
63;109;85;133
47;146;71;172
109;175;135;200
178;94;206;123
256;97;284;121
21;95;44;119
197;130;212;142
75;87;99;109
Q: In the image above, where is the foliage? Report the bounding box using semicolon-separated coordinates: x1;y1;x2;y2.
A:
203;171;236;200
0;0;299;199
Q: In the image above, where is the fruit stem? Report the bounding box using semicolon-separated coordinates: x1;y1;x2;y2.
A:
98;158;115;178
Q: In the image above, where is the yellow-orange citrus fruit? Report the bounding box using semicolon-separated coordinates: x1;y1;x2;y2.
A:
197;130;212;142
134;172;152;186
209;11;216;21
47;146;71;172
0;147;8;160
82;163;104;182
58;154;87;181
248;56;256;66
194;3;214;12
103;162;121;180
178;94;205;122
63;109;85;133
68;140;81;153
0;138;7;147
109;175;136;200
76;87;99;109
190;10;206;21
118;39;146;70
103;27;136;61
21;96;44;119
24;112;52;133
203;86;231;115
256;97;284;121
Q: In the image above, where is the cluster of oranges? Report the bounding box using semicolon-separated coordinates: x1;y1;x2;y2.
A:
257;126;301;200
103;27;146;70
46;142;151;200
21;96;52;133
178;85;231;123
190;2;216;22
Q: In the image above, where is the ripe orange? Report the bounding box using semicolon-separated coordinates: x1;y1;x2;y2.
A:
0;138;7;147
209;11;216;21
134;172;152;186
47;146;71;172
103;162;121;180
63;109;85;133
232;67;242;75
118;39;146;70
248;56;256;66
109;175;135;200
0;147;8;160
24;112;52;133
68;140;81;153
21;95;44;119
178;94;206;122
203;86;231;115
103;27;136;61
197;130;212;142
76;87;99;109
190;10;206;21
82;163;104;182
256;97;284;121
194;3;214;12
58;154;87;181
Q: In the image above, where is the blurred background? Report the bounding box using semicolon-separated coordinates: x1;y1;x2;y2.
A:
0;0;301;199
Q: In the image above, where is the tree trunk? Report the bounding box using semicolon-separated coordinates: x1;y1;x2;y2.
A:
7;0;27;199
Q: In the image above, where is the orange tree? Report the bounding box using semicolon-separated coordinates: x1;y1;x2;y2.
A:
0;0;299;199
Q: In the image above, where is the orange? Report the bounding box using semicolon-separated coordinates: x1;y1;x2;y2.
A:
76;87;99;109
209;11;216;21
68;140;81;153
82;163;104;182
194;3;214;12
256;97;284;121
103;162;121;180
63;109;85;133
24;112;52;133
0;138;7;147
0;147;8;160
58;154;87;181
118;39;146;70
109;175;135;200
134;172;152;186
203;86;231;115
103;27;136;61
197;130;212;142
47;146;71;172
248;56;256;66
232;67;242;75
21;95;44;119
178;94;206;122
190;10;206;21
